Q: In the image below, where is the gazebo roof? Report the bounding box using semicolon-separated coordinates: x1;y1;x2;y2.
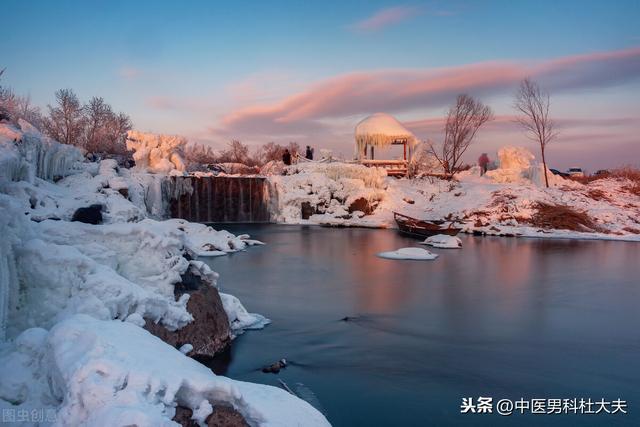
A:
355;113;418;152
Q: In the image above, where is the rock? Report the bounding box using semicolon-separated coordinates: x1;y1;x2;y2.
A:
262;358;287;374
71;204;103;224
174;405;249;427
301;201;315;220
348;197;375;215
179;343;193;355
145;264;231;358
117;187;129;199
402;197;415;204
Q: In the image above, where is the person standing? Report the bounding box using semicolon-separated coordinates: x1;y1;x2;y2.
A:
282;149;292;166
305;145;314;160
478;153;490;175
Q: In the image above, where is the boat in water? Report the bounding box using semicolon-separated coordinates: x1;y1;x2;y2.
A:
393;212;462;238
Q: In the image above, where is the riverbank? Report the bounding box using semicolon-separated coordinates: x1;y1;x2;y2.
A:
269;161;640;242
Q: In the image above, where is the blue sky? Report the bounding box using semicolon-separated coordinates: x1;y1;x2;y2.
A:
2;0;639;169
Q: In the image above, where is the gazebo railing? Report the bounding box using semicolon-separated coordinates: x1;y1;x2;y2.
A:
360;159;408;176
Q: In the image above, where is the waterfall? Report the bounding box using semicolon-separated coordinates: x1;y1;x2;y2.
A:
166;176;271;223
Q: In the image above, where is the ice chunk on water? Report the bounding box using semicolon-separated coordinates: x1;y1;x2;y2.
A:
420;234;462;249
377;247;438;260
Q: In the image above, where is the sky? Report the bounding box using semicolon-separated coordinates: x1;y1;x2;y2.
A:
1;0;639;170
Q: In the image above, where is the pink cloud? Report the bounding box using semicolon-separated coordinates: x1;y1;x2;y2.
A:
216;46;640;139
349;6;420;32
118;66;141;81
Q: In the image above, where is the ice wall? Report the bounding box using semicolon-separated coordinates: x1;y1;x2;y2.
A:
0;120;83;183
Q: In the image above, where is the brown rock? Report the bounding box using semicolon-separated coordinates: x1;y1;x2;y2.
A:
117;187;129;199
301;201;315;219
145;265;231;358
174;405;249;427
347;197;375;215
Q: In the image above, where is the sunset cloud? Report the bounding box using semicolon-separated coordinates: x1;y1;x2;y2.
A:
216;46;640;137
349;6;421;32
118;66;141;81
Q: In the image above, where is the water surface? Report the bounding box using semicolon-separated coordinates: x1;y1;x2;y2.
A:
206;225;640;426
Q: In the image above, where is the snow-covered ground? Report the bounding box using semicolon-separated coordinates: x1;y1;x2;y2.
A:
0;122;330;426
269;148;640;242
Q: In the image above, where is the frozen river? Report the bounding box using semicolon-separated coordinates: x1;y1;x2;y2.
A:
205;225;639;426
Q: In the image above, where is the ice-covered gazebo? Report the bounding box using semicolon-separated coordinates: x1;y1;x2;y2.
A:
355;113;418;176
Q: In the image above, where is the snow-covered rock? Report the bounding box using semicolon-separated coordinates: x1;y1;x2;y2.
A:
220;292;271;337
377;247;439;260
421;234;462;249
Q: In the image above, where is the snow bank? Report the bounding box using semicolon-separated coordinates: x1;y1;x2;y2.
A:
421;234;462;249
0;316;329;427
126;130;187;174
377;247;438;260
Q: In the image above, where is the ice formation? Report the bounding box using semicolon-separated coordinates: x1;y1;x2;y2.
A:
484;146;563;187
0;120;83;183
126;130;187;174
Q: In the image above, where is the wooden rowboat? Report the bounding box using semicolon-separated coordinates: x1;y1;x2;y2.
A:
393;212;461;238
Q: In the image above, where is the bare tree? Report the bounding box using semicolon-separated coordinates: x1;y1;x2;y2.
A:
219;140;251;164
256;141;284;163
430;94;493;175
514;78;558;188
184;142;219;165
0;68;9;121
103;112;132;154
0;69;44;127
84;96;113;152
43;89;85;146
15;95;44;128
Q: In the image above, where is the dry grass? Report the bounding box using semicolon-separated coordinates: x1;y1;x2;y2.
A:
527;202;606;233
584;189;610;202
623;183;640;197
611;167;640;182
575;166;640;184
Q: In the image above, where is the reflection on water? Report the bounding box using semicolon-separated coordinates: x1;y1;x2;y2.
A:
205;225;640;426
